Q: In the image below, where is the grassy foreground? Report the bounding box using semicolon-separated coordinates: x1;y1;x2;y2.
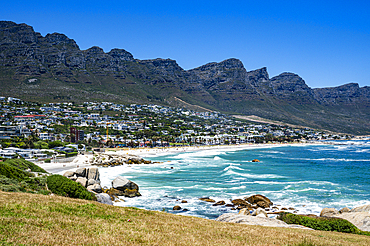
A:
1;192;370;246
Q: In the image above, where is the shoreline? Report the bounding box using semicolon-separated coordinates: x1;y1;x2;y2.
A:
107;141;324;158
33;140;370;223
36;141;324;174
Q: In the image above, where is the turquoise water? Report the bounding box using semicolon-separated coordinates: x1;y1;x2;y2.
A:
99;141;370;219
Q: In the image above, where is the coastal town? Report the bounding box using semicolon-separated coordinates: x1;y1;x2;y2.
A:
0;96;353;160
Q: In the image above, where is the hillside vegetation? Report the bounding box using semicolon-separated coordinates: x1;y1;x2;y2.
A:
1;191;370;245
0;159;50;194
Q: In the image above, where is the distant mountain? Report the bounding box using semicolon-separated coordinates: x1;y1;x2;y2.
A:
1;21;370;135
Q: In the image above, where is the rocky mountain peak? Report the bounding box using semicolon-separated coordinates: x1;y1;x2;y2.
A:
313;83;365;105
139;58;183;73
268;72;316;103
85;46;105;55
218;58;245;69
270;73;309;89
337;82;360;91
246;67;269;85
0;21;20;28
0;21;37;44
107;48;134;62
44;33;79;49
192;58;245;72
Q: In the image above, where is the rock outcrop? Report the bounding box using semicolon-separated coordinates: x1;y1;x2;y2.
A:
334;212;370;232
87;183;102;193
86;167;100;181
325;204;370;232
215;213;312;229
251;207;268;218
111;176;141;197
199;197;216;203
63;168;101;190
213;201;226;206
320;208;339;217
63;167;141;203
96;193;113;205
245;194;273;208
351;204;370;213
238;208;250;216
339;207;351;213
76;177;87;187
88;153;151;167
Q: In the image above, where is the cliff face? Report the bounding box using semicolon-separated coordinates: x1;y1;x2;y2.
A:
314;83;370;105
1;21;370;134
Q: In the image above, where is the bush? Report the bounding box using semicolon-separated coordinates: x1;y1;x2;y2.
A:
277;213;360;234
42;150;54;156
65;152;78;158
48;140;64;148
3;158;47;173
44;159;51;163
0;163;31;182
0;175;26;192
0;172;50;195
33;140;49;149
46;175;95;200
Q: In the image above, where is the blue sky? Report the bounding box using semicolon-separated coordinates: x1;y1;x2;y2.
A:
2;0;369;88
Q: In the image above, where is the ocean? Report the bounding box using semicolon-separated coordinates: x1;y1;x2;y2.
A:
99;141;370;219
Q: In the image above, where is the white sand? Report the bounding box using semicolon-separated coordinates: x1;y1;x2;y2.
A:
36;142;323;174
110;142;321;158
35;155;95;174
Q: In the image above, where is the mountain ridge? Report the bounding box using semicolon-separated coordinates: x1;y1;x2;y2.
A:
1;21;369;135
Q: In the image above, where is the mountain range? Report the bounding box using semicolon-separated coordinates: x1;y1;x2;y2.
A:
1;21;370;135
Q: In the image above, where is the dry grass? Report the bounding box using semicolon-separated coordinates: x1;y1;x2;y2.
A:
0;191;369;246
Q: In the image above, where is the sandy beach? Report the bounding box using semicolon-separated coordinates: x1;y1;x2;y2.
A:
36;142;321;174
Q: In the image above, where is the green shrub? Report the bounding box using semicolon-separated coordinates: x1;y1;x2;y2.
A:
44;158;51;163
0;173;50;195
0;163;31;182
48;140;64;148
358;230;370;236
0;175;25;192
3;159;47;173
277;213;360;234
33;140;49;149
46;175;95;200
42;150;54;156
65;152;78;158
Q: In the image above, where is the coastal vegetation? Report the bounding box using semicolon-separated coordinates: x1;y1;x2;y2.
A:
46;174;96;201
1;191;370;246
0;158;49;194
278;213;370;236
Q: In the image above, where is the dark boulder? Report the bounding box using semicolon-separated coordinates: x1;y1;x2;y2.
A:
213;201;226;206
245;194;273;208
231;199;252;210
110;177;141;197
199;197;216;203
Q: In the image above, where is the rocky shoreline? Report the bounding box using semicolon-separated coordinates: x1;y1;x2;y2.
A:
63;166;141;206
81;152;157;167
54;151;370;232
211;195;370;231
62;165;370;231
